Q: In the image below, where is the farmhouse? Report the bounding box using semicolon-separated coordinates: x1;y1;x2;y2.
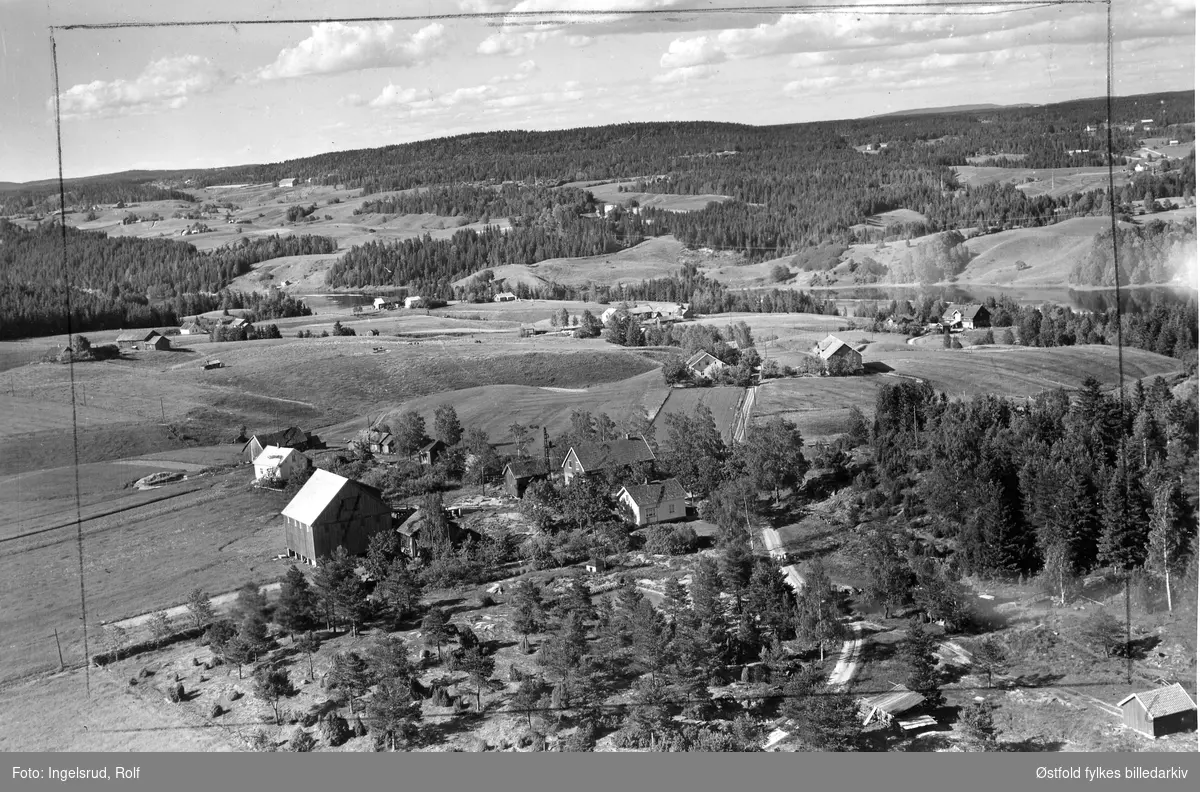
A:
503;458;550;498
859;685;926;727
561;436;656;485
372;297;390;311
115;330;163;349
395;507;472;558
365;429;399;455
1117;684;1197;739
278;178;296;188
417;439;446;467
404;296;425;309
243;427;320;463
600;302;692;326
813;334;864;373
493;292;518;302
280;469;393;565
252;445;310;483
179;321;206;335
686;350;726;379
617;478;687;526
941;304;990;330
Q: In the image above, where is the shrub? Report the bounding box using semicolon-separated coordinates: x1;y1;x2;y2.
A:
643;524;699;556
249;731;276;752
166;683;186;703
288;730;317;753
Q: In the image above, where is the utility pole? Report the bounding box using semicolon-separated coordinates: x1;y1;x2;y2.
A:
160;397;166;423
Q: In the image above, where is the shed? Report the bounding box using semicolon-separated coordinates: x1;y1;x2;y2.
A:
859;685;926;726
1117;684;1197;738
493;292;517;302
404;296;425;309
280;470;392;564
503;458;549;498
617;478;687;525
394;507;471;558
115;329;160;348
144;334;171;351
417;438;446;467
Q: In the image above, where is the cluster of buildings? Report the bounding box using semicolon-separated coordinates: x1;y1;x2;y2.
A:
599;302;693;326
938;304;990;332
271;428;689;567
372;296;427;311
115;329;172;351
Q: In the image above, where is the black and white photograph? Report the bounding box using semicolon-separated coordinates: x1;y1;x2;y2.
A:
0;0;1197;773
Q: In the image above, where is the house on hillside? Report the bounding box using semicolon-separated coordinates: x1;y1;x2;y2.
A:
179;321;206;335
617;478;687;526
503;458;550;498
813;334;864;373
253;445;310;483
686;350;726;379
365;430;399;455
941;304;990;330
280;469;392;564
859;685;926;727
417;439;446;467
561;436;656;485
404;296;425;309
1117;684;1197;739
493;292;518;302
243;427;320;463
395;507;472;558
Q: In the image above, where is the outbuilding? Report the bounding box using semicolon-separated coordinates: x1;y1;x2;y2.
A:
1117;684;1197;739
280;469;392;565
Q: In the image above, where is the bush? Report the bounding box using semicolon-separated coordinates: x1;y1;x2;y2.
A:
319;713;352;747
643;523;699;556
249;731;276;752
288;730;317;753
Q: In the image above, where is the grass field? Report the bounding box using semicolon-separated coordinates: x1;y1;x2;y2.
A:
953;165;1114;199
957;217;1133;287
650;386;746;444
753;377;887;440
380;368;669;451
0;466;288;685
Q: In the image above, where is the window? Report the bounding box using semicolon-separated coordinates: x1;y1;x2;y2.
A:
668;504;675;514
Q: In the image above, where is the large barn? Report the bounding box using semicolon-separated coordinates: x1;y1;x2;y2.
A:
1117;684;1197;739
280;470;392;565
813;334;864;373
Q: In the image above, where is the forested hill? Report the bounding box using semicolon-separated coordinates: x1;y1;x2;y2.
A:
161;91;1193;193
0;220;333;339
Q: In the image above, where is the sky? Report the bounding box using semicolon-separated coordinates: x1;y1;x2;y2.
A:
0;0;1194;183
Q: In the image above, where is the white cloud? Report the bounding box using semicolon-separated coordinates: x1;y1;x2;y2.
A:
54;55;228;120
369;83;498;111
660;36;724;69
490;60;540;83
653;64;719;84
258;22;446;80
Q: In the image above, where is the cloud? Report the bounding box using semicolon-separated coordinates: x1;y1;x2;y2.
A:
490;60;539;83
369;83;498;111
53;55;228;120
653;64;719;84
258;22;446;80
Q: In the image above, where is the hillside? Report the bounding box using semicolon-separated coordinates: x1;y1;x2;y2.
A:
956;217;1130;286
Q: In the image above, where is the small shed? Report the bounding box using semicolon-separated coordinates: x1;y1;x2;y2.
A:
493;292;517;302
144;334;171;351
503;458;549;498
417;439;445;467
859;685;926;726
1117;684;1197;738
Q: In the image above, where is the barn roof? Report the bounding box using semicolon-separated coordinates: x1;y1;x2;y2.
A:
619;478;687;508
567;437;655;472
1118;683;1197;718
281;469;351;526
116;330;160;343
860;685;925;716
505;458;549;479
419;439;445;453
816;335;859;361
246;427;310;451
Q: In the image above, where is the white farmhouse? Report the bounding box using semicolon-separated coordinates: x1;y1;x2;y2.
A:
253;445;310;483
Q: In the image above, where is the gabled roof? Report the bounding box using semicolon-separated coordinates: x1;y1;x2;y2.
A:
418;438;445;455
566;437;655;472
942;303;987;321
860;685;925;716
505;458;549;479
245;427;310;451
254;445;300;467
619;478;687;508
282;469;351;526
686;350;722;372
1117;683;1197;718
116;330;160;343
816;335;858;361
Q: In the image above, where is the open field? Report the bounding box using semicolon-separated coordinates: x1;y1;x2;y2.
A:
953;165;1115;199
957;217;1137;287
650;386;746;444
457;236;689;290
380;369;669;454
870;344;1184;397
0;465;289;684
559;178;733;212
753;377;888;441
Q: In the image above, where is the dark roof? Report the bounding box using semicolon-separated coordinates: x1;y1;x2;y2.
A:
246;427;310;450
1118;684;1197;718
419;439;446;453
620;478;687;508
505;458;549;479
116;330;160;343
568;437;655;472
942;304;988;321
